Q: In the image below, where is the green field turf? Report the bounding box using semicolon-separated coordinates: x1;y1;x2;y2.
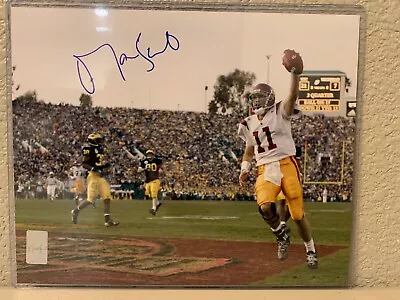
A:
252;248;351;287
15;198;353;246
14;198;353;287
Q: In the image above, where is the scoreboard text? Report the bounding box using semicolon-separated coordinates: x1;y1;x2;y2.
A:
298;76;341;112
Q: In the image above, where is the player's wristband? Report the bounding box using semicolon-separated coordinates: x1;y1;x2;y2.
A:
241;161;251;173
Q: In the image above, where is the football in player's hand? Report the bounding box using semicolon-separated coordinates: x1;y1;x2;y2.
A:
282;49;303;74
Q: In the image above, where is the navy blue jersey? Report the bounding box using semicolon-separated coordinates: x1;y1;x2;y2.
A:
82;143;107;172
140;157;162;183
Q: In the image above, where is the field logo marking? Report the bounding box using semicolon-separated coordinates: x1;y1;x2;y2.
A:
17;234;232;277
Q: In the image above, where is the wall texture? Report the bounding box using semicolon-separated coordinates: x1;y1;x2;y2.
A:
1;0;400;298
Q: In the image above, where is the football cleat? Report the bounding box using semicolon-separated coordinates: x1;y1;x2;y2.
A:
149;203;162;215
104;219;120;227
277;239;290;261
306;251;318;269
272;223;291;260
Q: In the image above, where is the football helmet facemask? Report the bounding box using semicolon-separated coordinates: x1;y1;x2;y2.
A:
249;83;276;115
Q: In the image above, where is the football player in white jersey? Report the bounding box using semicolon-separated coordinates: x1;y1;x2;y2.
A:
238;72;318;269
69;165;87;206
46;172;57;202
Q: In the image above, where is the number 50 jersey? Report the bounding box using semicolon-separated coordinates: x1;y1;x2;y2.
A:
238;102;301;166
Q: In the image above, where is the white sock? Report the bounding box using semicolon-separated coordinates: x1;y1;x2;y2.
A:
304;238;316;253
152;198;157;210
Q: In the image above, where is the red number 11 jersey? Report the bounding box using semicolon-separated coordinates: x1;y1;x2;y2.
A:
238;102;300;166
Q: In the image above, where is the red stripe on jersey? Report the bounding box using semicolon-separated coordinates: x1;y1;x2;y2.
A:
289;156;301;183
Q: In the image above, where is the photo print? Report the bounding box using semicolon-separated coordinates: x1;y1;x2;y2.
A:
9;3;361;287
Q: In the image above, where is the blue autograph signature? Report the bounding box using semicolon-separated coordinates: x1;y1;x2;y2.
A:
73;31;180;94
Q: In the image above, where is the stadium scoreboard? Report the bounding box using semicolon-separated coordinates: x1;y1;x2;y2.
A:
298;75;341;112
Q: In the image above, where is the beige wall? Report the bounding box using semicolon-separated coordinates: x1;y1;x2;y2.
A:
1;0;400;299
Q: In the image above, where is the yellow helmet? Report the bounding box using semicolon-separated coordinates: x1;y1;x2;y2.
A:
146;149;155;157
88;133;103;145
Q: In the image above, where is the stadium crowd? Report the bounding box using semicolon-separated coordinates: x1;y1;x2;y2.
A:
12;96;355;203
